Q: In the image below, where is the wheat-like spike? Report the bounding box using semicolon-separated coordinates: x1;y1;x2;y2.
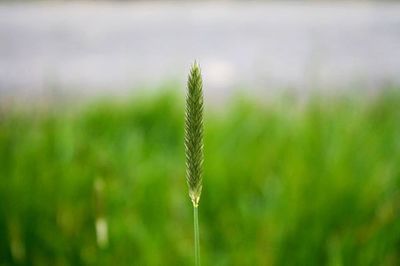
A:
185;61;204;207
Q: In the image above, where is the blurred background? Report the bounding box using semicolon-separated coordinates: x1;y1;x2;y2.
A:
1;0;400;265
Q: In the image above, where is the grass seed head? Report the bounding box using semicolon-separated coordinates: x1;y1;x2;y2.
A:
185;61;204;207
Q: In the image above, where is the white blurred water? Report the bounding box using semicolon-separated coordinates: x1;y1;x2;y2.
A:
0;2;400;103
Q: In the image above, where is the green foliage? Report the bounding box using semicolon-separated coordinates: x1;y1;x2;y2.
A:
0;89;400;265
185;62;204;207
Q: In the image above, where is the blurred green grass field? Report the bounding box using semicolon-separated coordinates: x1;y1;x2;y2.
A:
0;90;399;265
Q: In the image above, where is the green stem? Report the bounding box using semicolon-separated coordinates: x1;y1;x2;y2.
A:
193;205;201;266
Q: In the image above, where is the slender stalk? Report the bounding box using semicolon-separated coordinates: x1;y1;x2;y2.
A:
193;206;200;266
